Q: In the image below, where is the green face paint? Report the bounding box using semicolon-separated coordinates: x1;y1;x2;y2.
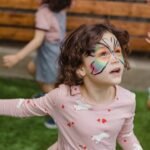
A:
90;33;124;75
90;45;108;75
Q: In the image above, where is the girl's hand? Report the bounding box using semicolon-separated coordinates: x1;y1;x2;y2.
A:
145;32;150;44
2;54;19;68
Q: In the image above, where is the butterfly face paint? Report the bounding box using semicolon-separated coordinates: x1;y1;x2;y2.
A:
90;32;124;75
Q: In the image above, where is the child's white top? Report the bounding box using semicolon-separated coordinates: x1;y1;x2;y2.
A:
35;4;66;43
0;84;142;150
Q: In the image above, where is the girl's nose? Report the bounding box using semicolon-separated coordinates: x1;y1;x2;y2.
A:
110;53;118;64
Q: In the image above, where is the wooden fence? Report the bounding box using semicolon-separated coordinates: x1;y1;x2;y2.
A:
0;0;150;52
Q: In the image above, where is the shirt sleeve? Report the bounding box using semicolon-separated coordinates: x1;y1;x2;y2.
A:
0;89;57;118
35;7;51;31
117;93;143;150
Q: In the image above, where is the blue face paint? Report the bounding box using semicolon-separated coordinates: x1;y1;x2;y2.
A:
90;59;108;75
89;33;124;75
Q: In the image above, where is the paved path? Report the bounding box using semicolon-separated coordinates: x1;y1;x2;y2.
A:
0;44;150;91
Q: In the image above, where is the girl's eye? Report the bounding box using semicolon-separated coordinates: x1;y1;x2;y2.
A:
115;49;121;53
101;52;107;56
98;51;110;57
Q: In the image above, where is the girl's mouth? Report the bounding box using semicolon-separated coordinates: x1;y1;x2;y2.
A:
109;67;121;74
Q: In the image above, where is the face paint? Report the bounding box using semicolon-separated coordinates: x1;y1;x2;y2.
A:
90;59;108;75
100;36;124;64
90;45;108;75
89;32;124;75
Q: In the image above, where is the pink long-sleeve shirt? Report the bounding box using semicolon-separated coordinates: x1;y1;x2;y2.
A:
0;84;142;150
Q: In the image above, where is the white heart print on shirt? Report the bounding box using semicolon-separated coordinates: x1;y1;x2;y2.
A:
91;132;110;144
133;143;143;150
74;100;92;111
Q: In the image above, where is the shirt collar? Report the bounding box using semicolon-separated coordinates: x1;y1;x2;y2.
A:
70;85;80;96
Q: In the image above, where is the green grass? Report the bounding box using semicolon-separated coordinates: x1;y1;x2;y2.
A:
0;77;57;150
0;77;149;150
134;92;150;150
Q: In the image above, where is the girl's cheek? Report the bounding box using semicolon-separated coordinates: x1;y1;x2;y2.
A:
98;57;109;63
118;55;125;64
90;59;108;75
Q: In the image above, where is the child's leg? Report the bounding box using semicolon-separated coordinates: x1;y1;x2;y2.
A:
38;82;57;129
39;82;55;93
27;61;56;128
47;142;58;150
27;60;36;76
27;61;55;93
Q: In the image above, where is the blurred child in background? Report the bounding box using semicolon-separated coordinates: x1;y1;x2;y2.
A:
2;0;73;128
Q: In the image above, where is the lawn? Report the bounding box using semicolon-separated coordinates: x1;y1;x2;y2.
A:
0;77;149;150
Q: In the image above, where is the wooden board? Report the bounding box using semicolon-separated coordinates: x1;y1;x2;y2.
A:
0;27;34;41
0;0;150;18
0;11;34;26
0;27;149;52
0;0;150;52
0;0;37;9
67;16;150;36
0;12;149;37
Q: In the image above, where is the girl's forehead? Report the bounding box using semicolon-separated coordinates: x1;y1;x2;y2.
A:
102;31;117;40
100;32;117;43
93;32;120;52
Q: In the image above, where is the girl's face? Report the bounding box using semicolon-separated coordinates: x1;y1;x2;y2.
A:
81;32;124;86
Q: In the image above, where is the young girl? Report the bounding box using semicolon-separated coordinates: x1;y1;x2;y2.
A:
2;0;72;93
0;24;143;150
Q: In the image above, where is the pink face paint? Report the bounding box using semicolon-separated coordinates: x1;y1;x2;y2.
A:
90;45;109;75
89;32;124;75
100;37;124;64
90;59;108;75
110;48;125;65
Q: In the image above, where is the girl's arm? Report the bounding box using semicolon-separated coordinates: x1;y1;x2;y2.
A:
145;32;150;44
117;97;143;150
2;30;45;68
0;91;56;118
117;117;143;150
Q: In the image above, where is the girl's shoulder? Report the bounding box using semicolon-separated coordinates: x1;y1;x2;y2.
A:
116;86;136;114
51;84;71;97
36;4;53;16
117;85;136;103
38;4;49;10
38;4;66;14
117;85;135;98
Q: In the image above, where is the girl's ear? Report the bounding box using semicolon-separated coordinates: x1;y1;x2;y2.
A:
76;66;86;78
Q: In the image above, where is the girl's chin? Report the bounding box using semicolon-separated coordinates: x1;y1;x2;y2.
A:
105;78;122;85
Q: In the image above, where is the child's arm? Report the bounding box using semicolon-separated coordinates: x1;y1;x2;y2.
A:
117;96;143;150
0;91;55;118
117;117;143;150
145;32;150;44
47;142;58;150
2;29;45;68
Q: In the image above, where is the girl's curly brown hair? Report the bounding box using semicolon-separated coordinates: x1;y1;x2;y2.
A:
42;0;72;12
56;23;130;87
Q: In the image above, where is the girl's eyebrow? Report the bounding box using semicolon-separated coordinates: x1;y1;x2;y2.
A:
113;37;117;50
113;37;120;49
97;39;111;50
101;36;120;50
